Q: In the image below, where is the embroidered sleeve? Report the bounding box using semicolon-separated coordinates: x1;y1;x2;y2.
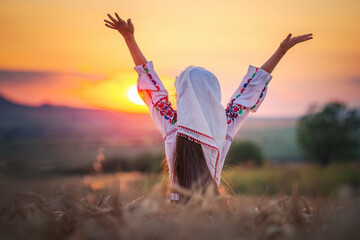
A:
225;65;272;137
134;61;177;136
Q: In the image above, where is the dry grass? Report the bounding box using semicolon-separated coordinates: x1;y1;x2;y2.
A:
0;178;359;240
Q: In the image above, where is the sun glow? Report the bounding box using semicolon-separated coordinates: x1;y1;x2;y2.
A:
128;85;145;105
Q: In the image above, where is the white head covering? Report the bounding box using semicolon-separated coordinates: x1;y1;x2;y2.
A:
175;66;227;181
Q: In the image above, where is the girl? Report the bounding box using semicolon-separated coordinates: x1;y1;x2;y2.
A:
104;13;313;203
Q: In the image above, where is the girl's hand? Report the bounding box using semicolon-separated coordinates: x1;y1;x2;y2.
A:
104;13;134;38
279;33;313;53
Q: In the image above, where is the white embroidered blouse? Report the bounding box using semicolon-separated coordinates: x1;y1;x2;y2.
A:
134;61;273;200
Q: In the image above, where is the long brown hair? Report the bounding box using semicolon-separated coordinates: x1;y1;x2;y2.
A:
172;135;219;202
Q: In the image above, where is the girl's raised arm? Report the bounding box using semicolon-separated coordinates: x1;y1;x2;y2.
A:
224;33;313;137
104;13;147;66
105;13;176;137
260;33;313;74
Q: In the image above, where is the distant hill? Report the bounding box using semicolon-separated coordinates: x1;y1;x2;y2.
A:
0;95;160;143
0;95;305;175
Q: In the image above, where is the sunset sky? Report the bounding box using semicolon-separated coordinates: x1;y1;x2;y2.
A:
0;0;359;117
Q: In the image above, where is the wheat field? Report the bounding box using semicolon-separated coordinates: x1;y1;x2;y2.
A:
0;171;359;240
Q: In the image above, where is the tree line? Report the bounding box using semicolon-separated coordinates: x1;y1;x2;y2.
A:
227;101;360;167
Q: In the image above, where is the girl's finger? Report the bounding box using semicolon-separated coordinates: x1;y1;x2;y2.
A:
298;35;313;40
104;19;115;26
107;14;117;23
128;18;134;28
115;12;123;22
296;33;313;40
297;37;313;43
285;33;292;41
301;33;313;37
105;24;116;29
292;37;312;46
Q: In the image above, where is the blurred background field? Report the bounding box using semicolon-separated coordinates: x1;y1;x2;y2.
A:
1;96;360;199
223;163;360;197
1;163;360;206
2;96;359;176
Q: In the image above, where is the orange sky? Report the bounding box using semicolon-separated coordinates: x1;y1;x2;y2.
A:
0;0;359;117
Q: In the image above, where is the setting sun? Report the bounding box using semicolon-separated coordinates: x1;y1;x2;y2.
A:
128;85;145;105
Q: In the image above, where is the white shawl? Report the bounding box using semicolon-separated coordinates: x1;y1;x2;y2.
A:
175;66;227;182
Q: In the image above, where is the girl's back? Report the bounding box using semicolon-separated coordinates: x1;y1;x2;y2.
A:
104;12;313;202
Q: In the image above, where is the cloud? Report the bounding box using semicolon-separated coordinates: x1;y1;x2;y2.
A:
0;69;106;86
348;77;360;85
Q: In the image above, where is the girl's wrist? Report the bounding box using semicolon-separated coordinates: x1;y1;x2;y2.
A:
123;34;135;42
277;46;288;55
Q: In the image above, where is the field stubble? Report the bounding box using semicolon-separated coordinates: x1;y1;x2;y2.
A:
0;170;359;240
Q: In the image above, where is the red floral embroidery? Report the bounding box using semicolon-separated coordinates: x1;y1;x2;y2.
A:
226;67;269;124
141;63;176;124
154;97;177;125
225;102;245;124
